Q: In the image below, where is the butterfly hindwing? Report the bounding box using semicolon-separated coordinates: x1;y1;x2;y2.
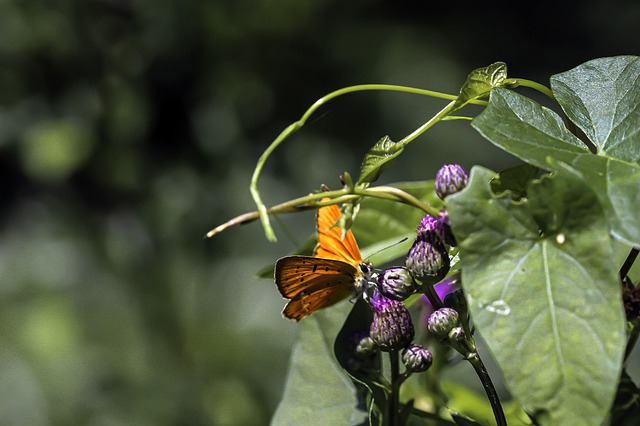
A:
275;256;358;299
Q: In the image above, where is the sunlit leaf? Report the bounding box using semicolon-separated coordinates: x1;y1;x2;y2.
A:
447;166;625;426
455;62;508;108
471;88;590;169
357;136;405;187
551;55;640;162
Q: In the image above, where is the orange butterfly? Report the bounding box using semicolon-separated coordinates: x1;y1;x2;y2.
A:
275;201;372;320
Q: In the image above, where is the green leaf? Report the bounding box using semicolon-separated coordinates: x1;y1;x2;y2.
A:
471;88;590;169
357;136;405;187
550;56;640;162
563;154;640;247
490;163;539;201
447;166;626;426
455;62;508;108
271;302;369;426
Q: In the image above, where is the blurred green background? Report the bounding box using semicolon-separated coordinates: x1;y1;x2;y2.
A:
2;1;640;424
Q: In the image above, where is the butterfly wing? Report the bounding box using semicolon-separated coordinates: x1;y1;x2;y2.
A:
314;202;363;266
275;256;358;320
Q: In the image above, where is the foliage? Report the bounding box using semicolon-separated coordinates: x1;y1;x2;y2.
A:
213;56;640;425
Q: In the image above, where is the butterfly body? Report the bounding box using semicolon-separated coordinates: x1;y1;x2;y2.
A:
274;202;371;320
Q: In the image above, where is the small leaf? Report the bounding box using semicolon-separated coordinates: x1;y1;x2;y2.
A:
447;166;626;426
357;136;405;187
455;62;508;108
490;163;540;201
551;55;640;162
271;302;369;426
472;88;590;169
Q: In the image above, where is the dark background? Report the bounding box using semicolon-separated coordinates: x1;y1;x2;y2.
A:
1;1;639;424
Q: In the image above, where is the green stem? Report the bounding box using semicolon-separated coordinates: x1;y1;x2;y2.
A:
207;185;439;238
619;248;639;283
399;100;458;146
249;84;486;241
467;352;507;426
624;321;640;363
503;78;555;102
389;350;401;426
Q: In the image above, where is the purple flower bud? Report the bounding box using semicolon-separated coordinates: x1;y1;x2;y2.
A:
402;344;433;372
436;209;456;246
368;289;415;352
417;214;439;234
377;267;420;301
406;231;450;284
427;307;460;338
435;164;469;199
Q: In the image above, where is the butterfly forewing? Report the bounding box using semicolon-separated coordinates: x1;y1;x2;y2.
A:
314;202;362;265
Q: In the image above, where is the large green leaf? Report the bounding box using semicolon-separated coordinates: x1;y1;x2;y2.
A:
562;154;640;247
550;56;640;162
271;302;369;426
471;88;590;169
446;166;625;426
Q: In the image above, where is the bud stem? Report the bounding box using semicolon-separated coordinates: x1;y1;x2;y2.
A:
389;350;401;426
467;352;507;426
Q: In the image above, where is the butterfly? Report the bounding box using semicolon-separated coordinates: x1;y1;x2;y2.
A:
274;201;372;320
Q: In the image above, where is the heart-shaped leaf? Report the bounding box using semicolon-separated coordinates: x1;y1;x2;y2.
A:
447;166;626;426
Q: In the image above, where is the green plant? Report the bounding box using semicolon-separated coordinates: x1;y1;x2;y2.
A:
210;56;640;425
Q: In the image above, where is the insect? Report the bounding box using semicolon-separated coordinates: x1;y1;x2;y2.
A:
274;201;372;320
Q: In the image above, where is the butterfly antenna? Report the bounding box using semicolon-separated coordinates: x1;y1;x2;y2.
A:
365;237;409;262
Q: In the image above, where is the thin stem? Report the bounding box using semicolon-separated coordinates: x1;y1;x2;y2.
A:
249;84;486;241
389;350;401;426
399;100;458;146
467;352;507;426
619;248;640;283
503;78;555;102
207;185;439;238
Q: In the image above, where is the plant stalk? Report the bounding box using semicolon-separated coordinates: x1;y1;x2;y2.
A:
467;352;507;426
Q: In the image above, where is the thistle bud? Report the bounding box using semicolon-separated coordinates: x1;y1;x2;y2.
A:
351;331;378;358
436;209;456;246
369;289;415;352
377;267;419;301
427;307;460;338
443;288;467;315
406;231;450;284
448;326;475;356
402;344;433;373
435;164;469;199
